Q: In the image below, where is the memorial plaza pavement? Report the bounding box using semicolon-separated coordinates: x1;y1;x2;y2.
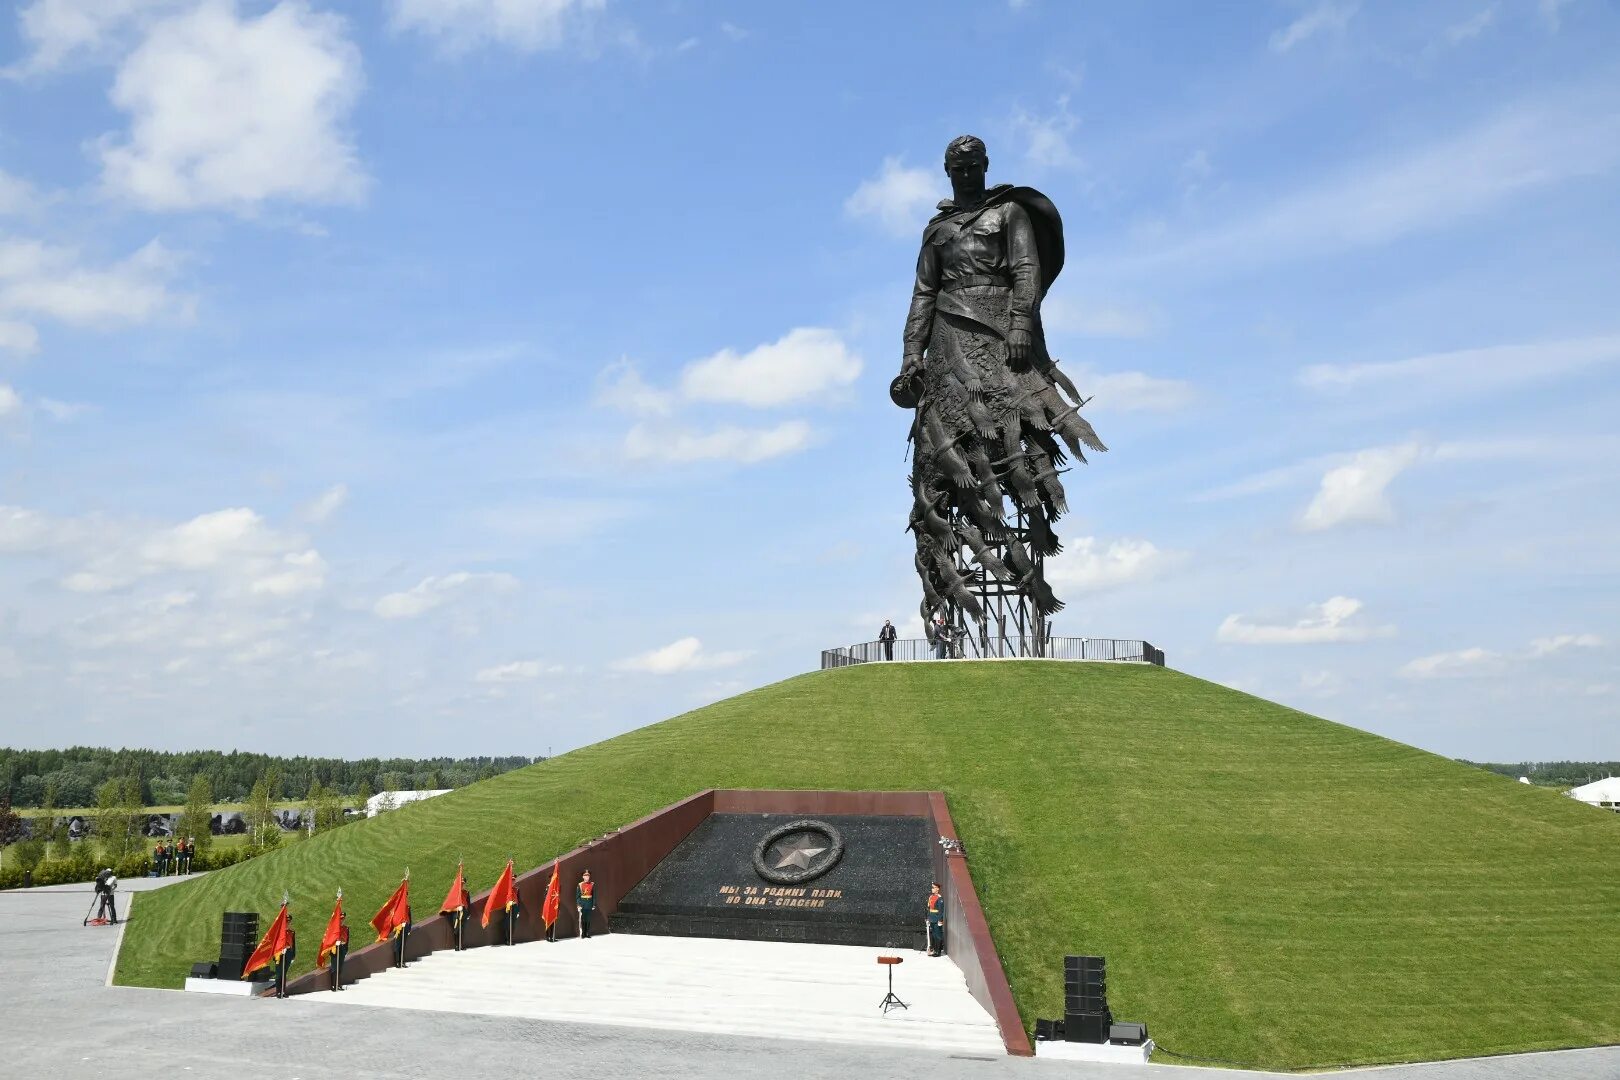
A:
3;875;1615;1080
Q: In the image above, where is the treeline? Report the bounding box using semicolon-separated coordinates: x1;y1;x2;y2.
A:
1464;761;1620;787
0;747;538;809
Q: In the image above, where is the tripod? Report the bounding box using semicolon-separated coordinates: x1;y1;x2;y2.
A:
877;956;908;1014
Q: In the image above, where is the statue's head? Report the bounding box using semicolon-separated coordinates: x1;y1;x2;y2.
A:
944;135;988;183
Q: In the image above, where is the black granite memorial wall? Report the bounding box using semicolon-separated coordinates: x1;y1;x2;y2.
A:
612;813;933;949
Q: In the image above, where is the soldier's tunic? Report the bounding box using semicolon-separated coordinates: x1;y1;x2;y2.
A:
576;880;595;939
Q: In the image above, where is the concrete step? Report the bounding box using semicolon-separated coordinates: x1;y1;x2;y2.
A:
306;934;1004;1054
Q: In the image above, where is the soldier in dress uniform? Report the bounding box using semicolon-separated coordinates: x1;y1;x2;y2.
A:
276;920;297;998
925;882;945;957
393;904;413;967
575;870;596;939
182;837;195;874
332;912;350;991
153;840;166;877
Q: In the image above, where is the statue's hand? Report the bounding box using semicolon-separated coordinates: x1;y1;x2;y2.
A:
1007;329;1032;363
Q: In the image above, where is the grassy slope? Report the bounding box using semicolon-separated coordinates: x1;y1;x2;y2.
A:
115;663;1620;1070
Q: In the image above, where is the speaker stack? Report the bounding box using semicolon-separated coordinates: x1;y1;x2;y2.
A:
217;911;258;982
1063;954;1111;1043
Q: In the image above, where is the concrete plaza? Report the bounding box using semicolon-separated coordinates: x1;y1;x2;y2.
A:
2;876;1615;1080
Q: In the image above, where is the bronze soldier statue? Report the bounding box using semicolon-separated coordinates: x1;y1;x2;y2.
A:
893;135;1104;655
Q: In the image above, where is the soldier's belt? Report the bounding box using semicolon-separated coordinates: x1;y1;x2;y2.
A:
942;275;1011;291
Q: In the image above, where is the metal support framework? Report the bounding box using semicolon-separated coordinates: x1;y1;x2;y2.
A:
944;506;1048;659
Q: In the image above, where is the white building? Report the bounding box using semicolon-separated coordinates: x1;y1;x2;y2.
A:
366;789;451;817
1567;777;1620;813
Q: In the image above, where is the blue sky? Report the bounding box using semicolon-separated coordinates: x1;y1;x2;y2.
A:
0;0;1615;762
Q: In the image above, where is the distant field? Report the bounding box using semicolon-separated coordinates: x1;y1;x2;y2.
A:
114;663;1620;1070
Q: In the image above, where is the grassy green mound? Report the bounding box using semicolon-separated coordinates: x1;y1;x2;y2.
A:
115;663;1619;1070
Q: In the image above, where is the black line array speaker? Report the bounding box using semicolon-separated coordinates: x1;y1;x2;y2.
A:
218;911;258;981
189;961;217;979
1062;954;1111;1043
1034;1018;1065;1041
1062;1010;1112;1044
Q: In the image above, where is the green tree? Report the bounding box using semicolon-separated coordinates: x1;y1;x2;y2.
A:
12;837;45;873
0;796;23;871
245;774;281;853
94;777;141;863
177;774;213;857
42;780;70;863
305;779;325;836
354;780;373;821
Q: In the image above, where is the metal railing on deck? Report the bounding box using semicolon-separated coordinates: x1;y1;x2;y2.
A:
821;636;1165;670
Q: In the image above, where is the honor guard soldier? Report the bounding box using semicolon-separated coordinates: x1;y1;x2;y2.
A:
333;913;349;991
925;882;945;957
575;870;596;939
276;921;297;998
184;837;196;873
502;892;520;945
393;904;413;967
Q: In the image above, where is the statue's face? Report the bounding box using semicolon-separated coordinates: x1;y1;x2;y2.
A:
945;152;988;186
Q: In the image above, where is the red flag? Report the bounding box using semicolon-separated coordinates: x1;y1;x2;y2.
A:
370;876;411;943
317;897;343;969
541;860;561;928
241;902;292;980
439;863;470;917
481;859;517;928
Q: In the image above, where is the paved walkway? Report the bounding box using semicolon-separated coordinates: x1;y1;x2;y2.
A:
2;878;1616;1080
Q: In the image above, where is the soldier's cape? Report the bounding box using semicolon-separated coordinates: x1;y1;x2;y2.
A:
924;184;1065;298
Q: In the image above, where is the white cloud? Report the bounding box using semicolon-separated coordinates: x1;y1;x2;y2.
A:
1445;5;1497;43
1401;633;1604;679
1539;0;1572;31
0;320;40;352
0;169;39;215
612;636;749;675
37;397;92;421
248;548;326;596
0;504;74;553
1045;537;1183;593
0;384;21;418
1399;646;1505;679
3;502;329;604
622;420;813;465
298;482;348;523
0;237;188;326
1269;1;1357;52
1107;93;1620;277
474;658;561;683
1299;442;1424;531
595;358;674;416
1042;297;1155;339
1013;95;1082;171
97;1;366;211
372;570;519;619
1080;369;1195;412
844;157;937;236
679;328;861;408
1299;335;1620;400
389;0;605;54
1218;596;1393;645
1298;669;1344;697
7;0;191;74
1528;633;1603;657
